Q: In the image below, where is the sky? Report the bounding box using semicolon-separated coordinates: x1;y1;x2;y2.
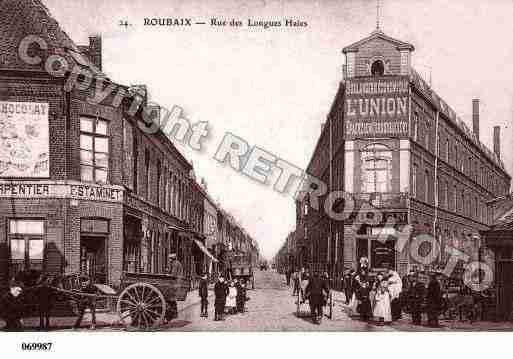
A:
44;0;513;260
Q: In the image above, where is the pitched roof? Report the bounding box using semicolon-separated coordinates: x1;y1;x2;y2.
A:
409;68;507;173
0;0;105;77
342;29;414;53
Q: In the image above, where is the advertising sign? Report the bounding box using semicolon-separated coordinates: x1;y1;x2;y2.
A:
344;77;409;138
0;101;49;177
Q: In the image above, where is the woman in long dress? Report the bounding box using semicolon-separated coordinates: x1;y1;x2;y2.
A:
226;281;238;314
373;280;392;324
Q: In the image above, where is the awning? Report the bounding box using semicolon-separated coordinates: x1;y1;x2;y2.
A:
193;239;219;263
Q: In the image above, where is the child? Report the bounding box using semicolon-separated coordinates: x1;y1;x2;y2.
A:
226;281;238;314
236;281;247;313
373;280;392;324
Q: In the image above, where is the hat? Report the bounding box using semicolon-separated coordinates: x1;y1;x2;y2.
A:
169;253;177;259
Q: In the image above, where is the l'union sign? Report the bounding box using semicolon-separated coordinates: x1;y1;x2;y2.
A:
345;76;409;139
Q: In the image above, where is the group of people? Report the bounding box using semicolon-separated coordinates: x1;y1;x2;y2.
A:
212;275;248;321
343;259;444;327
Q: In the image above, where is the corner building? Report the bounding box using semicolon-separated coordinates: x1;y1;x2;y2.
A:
0;0;207;288
298;29;510;277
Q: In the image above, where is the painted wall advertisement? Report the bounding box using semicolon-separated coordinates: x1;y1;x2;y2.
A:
0;101;49;177
344;76;409;139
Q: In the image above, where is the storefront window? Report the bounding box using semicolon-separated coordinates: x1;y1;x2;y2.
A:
80;116;109;184
9;220;45;275
361;144;392;193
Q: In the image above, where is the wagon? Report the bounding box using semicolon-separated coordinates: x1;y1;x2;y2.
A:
6;270;189;330
116;272;189;329
229;252;255;289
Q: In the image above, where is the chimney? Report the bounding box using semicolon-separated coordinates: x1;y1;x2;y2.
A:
493;126;501;159
88;35;102;71
472;99;479;139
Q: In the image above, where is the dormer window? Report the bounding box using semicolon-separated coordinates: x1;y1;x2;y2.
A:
371;60;385;76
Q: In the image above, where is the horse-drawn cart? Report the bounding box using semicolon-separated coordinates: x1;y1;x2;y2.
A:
4;270;189;330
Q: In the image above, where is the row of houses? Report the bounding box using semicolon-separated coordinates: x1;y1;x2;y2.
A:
0;0;259;289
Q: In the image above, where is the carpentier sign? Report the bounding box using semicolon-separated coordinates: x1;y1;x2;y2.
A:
344;76;409;139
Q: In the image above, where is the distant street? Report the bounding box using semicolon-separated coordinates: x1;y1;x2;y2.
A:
164;270;388;331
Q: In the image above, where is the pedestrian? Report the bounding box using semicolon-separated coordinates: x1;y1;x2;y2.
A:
198;273;209;318
373;280;392;324
1;282;24;331
168;253;184;277
37;274;54;330
300;269;309;303
387;268;403;321
343;270;354;305
236;280;247;313
226;280;238;314
426;273;442;327
369;273;383;313
73;276;97;330
305;271;329;325
292;271;300;296
286;268;292;287
409;273;425;325
356;277;372;321
214;275;228;321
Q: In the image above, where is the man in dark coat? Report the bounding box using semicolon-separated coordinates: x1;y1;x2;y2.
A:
344;270;354;304
285;268;292;287
73;277;97;330
408;273;426;325
1;282;24;331
214;276;228;321
37;274;54;330
236;280;247;313
356;277;372;321
198;273;209;318
426;273;442;327
305;272;329;324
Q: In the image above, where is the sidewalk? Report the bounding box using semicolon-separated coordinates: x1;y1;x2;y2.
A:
0;289;214;331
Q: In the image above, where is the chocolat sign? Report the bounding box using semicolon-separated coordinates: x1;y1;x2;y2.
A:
345;77;409;138
0;101;49;177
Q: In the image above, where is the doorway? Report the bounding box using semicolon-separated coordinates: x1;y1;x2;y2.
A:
497;261;513;320
80;236;106;284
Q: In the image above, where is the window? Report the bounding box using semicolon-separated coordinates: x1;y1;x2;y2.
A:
80;117;109;183
425;170;430;202
371;60;385;76
446;138;450;162
133;136;138;193
453;185;457;211
454;145;458;168
412;165;417;198
444;180;449;208
413;112;418;141
9;219;45;276
145;149;150;200
425;122;430;149
361;144;392;193
156;160;161;207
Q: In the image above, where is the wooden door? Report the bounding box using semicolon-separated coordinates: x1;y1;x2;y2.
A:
497;261;513;320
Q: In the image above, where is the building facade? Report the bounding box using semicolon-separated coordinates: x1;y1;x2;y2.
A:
297;29;510;279
0;0;223;288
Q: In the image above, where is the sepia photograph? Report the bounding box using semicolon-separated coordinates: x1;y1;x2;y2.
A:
1;0;513;356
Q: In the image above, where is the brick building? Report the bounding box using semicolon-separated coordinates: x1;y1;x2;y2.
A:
0;0;213;288
297;28;511;278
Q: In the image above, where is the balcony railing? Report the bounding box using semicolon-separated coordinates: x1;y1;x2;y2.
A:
351;192;408;209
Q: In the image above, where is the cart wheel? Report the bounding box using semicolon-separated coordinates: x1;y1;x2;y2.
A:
117;283;167;330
